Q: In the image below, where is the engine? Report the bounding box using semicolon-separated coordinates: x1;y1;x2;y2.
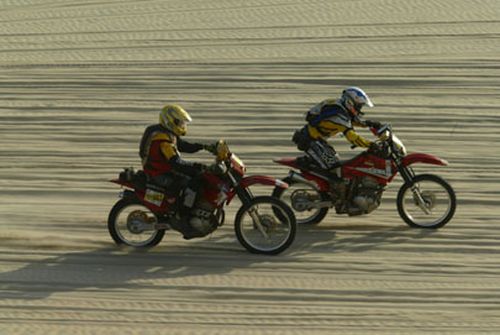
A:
188;199;218;236
347;177;384;216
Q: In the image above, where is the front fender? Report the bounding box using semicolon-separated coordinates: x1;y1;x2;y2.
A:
402;153;448;167
239;175;289;189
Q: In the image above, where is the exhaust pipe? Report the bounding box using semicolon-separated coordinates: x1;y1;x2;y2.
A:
288;170;319;190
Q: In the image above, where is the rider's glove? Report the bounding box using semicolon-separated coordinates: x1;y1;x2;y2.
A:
193;163;208;173
207;162;227;175
365;120;382;129
368;142;382;153
203;142;218;155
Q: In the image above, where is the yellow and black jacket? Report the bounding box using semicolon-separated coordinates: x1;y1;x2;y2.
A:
139;124;204;177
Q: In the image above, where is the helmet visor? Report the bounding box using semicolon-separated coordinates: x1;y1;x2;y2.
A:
354;95;373;114
345;87;374;109
174;118;187;128
354;102;365;111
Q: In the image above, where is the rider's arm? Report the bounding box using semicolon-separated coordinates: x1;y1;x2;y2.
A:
344;128;373;148
352;119;367;127
157;137;205;176
177;138;204;153
169;155;205;176
354;117;382;130
309;120;373;148
315;120;373;148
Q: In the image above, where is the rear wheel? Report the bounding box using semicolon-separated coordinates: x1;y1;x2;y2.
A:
235;196;296;255
108;198;165;247
397;174;456;229
272;176;329;225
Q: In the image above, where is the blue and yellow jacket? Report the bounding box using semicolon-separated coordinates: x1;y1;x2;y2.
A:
305;100;373;148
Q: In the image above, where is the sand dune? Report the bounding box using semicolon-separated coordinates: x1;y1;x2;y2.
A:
1;0;500;334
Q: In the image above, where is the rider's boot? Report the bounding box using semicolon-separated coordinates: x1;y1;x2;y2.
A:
173;187;202;240
328;167;347;201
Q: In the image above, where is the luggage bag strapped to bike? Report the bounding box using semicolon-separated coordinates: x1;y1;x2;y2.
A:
119;167;148;190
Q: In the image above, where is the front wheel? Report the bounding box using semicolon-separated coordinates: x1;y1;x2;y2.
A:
108;198;165;247
235;196;296;255
397;174;456;229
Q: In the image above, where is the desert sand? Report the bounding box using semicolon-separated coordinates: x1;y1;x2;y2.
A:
1;0;500;334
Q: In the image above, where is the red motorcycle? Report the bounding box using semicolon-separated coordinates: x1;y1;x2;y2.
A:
108;141;296;255
272;124;456;228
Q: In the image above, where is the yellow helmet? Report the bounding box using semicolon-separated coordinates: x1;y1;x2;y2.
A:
159;104;192;136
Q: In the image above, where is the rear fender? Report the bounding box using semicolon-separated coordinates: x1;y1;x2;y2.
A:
110;178;134;188
273;157;300;169
402;153;448;167
110;179;137;198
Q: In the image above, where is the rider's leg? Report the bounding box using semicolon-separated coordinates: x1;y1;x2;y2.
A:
305;140;347;202
305;140;341;178
177;175;207;239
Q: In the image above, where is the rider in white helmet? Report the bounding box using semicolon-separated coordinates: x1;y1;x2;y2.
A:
293;87;382;175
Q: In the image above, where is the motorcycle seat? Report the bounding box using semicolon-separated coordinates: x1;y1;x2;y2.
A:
295;156;338;179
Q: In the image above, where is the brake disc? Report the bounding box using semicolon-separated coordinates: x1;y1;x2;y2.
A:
127;210;149;234
290;190;317;211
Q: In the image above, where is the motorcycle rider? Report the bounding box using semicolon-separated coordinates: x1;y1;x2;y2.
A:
139;104;217;238
292;87;382;179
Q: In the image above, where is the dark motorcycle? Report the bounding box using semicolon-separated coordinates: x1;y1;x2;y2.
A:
108;141;296;254
272;125;456;228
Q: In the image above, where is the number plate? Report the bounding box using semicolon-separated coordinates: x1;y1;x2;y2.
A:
144;189;164;206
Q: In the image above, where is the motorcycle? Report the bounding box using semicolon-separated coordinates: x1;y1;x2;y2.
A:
272;124;456;228
108;141;296;255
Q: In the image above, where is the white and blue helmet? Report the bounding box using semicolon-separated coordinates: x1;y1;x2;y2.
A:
340;87;374;115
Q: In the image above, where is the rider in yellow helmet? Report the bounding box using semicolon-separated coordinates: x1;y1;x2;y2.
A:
140;104;210;176
139;104;217;238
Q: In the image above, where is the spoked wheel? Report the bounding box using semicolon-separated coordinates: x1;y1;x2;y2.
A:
108;198;165;247
235;196;296;255
272;177;329;225
397;174;456;229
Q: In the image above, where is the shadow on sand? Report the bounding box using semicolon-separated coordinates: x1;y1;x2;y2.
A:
0;224;435;300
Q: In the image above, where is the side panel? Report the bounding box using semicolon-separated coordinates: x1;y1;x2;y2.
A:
298;172;331;192
111;179;173;215
200;174;228;208
342;153;397;185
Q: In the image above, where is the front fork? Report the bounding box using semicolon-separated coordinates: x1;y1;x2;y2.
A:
230;171;271;239
234;186;270;239
248;207;270;239
410;185;432;214
397;163;431;214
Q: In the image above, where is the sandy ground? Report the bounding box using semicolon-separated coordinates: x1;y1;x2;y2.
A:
1;0;500;334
